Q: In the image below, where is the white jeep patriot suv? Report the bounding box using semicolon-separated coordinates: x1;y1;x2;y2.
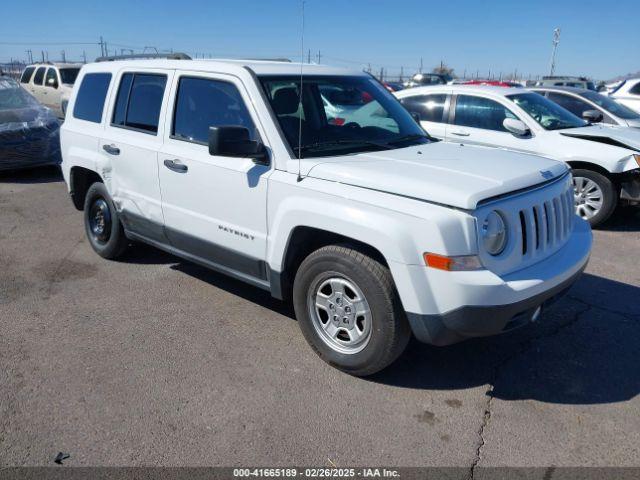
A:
60;58;592;375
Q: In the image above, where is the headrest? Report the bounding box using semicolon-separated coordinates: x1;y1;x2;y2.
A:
272;88;300;115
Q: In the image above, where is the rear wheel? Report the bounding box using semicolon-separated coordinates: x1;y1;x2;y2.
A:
292;245;410;376
83;182;128;259
572;169;617;227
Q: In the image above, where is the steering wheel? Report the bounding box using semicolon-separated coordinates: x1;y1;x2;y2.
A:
533;112;542;123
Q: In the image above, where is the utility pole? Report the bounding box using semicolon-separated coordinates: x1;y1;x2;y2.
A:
307;49;311;63
379;67;384;82
61;50;66;62
41;51;45;63
82;51;87;63
549;27;561;76
99;36;105;57
316;50;321;64
419;57;423;73
399;66;404;82
25;49;33;63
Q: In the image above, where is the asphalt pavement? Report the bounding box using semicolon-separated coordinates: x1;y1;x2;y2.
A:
1;167;638;472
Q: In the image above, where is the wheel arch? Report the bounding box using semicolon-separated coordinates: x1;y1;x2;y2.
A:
567;161;614;179
69;166;103;210
270;226;391;301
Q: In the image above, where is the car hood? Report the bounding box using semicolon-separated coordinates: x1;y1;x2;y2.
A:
623;118;640;129
559;124;640;151
297;143;568;210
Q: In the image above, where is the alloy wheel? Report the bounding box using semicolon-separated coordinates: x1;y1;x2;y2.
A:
573;176;603;220
308;275;372;354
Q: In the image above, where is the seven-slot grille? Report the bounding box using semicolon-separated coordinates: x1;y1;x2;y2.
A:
517;187;575;257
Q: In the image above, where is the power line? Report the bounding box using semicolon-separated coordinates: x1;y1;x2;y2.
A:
0;41;99;45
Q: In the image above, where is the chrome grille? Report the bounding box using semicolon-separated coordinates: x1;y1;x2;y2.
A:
518;188;575;258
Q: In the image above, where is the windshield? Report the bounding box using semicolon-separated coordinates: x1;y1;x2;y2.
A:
0;77;40;110
59;68;80;85
508;92;588;130
581;90;640;120
259;75;430;158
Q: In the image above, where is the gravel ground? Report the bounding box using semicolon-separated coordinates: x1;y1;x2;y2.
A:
1;166;638;472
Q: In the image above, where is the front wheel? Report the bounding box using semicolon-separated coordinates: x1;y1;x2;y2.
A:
292;245;410;376
572;169;617;227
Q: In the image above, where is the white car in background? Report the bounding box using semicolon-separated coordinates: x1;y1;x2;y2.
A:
19;63;81;117
530;86;640;129
396;85;640;226
608;78;640;114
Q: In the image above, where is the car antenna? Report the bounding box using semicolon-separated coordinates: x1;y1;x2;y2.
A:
296;0;306;182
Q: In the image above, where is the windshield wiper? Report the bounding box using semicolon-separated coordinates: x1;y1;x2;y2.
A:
547;124;585;131
294;139;392;154
386;133;431;145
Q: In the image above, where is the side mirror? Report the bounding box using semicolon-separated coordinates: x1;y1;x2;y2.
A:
503;118;530;137
582;109;604;123
208;126;269;165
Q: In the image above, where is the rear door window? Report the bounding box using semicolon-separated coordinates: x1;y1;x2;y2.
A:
453;95;516;131
111;73;167;134
33;67;46;85
400;94;447;123
20;67;35;84
73;72;112;123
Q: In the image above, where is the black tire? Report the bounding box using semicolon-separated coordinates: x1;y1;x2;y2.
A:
292;244;410;376
572;169;618;228
83;182;128;259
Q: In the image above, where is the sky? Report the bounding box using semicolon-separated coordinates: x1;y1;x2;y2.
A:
1;0;638;81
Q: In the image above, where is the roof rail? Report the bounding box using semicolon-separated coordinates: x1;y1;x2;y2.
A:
245;57;292;62
542;75;589;81
95;52;192;62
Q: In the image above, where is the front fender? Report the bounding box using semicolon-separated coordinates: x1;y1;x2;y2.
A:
265;173;477;309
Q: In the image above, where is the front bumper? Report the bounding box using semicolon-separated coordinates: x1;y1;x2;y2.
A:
404;218;592;346
619;169;640;203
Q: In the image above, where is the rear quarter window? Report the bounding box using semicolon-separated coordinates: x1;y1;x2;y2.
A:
73;73;112;123
20;67;35;84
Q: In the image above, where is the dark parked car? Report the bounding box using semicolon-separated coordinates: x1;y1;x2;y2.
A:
0;76;61;171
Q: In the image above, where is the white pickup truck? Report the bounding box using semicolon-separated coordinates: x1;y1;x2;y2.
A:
60;58;592;375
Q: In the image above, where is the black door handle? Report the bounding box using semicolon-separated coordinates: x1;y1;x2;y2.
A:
164;159;188;173
103;144;120;155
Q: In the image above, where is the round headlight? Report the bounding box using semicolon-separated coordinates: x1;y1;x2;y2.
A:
482;211;507;256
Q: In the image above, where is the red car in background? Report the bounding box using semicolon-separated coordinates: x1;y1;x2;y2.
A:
462;79;523;88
